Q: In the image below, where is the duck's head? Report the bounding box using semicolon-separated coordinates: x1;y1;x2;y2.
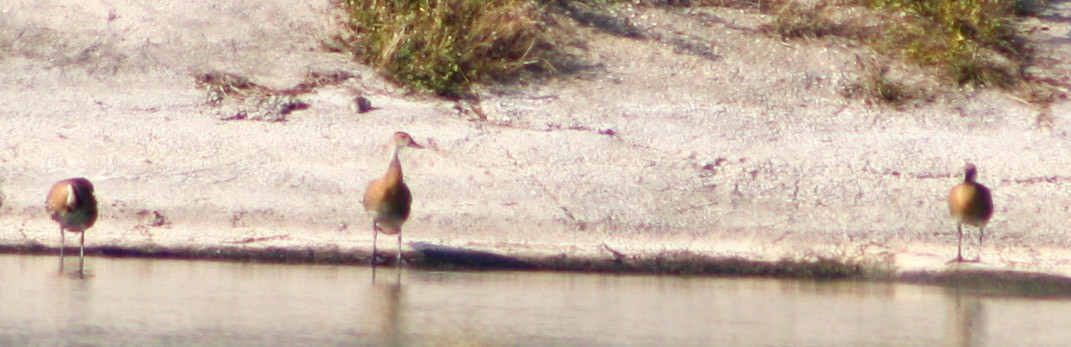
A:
963;163;978;183
392;131;424;150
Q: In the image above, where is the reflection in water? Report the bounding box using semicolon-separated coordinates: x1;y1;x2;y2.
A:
370;258;402;284
3;254;1071;345
947;290;985;347
57;243;87;277
58;253;89;279
369;270;404;347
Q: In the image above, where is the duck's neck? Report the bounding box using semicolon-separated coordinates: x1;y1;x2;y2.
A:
384;145;404;185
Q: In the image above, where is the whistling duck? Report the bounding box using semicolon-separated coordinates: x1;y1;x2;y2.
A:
363;131;423;266
947;164;994;262
46;178;98;271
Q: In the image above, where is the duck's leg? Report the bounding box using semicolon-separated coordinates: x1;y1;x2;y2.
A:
58;227;65;273
976;226;986;262
396;232;402;266
78;231;86;275
372;223;379;265
955;223;964;263
371;223;379;283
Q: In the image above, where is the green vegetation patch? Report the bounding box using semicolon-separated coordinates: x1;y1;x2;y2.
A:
333;0;1045;101
337;0;560;97
859;0;1030;88
754;0;1054;106
765;0;1036;90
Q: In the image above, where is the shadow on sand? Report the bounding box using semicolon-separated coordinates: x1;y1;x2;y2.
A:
409;242;534;270
900;267;1071;298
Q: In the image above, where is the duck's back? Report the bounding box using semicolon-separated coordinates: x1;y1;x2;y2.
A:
46;178;98;232
363;179;412;234
948;183;993;226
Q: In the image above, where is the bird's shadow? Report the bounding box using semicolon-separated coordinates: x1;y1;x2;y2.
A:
409;242;534;270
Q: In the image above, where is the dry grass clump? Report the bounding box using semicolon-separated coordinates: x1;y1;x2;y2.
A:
638;0;780;10
764;1;845;39
842;66;909;104
195;70;354;122
337;0;561;97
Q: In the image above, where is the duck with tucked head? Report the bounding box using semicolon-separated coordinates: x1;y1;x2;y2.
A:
46;177;98;273
947;163;994;263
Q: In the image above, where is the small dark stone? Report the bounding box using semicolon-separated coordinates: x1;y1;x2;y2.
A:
355;96;373;113
277;99;309;115
221;111;248;121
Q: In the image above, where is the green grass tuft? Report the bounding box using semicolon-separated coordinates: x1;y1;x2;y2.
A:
338;0;560;97
764;0;1038;98
858;0;1029;88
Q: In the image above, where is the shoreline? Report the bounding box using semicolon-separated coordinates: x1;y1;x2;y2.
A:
5;243;1071;298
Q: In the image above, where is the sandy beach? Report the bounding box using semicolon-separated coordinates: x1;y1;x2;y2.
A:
3;1;1071;280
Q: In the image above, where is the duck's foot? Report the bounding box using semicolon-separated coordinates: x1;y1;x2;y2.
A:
370;253;388;266
946;256;965;264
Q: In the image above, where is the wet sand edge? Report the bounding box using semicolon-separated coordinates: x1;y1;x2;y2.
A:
4;243;1070;296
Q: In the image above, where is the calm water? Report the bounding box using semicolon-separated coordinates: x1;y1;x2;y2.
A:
2;255;1070;346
